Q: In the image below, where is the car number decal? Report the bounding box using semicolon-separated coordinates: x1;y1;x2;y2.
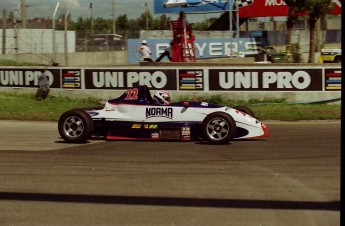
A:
124;88;139;100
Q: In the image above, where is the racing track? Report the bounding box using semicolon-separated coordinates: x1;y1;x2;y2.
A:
0;120;341;226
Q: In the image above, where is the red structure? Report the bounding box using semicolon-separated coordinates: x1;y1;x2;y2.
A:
170;13;196;62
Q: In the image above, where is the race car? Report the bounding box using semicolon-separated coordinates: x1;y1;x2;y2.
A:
58;85;269;144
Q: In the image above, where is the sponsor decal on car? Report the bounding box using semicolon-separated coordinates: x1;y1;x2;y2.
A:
151;133;160;139
181;126;191;141
146;107;173;119
132;124;141;129
144;124;158;129
88;112;100;117
131;124;158;129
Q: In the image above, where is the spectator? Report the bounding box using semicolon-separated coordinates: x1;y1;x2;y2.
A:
138;40;153;62
156;42;173;62
35;68;50;100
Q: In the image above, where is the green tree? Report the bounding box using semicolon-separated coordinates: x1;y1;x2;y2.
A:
137;11;154;30
305;0;333;63
152;14;171;30
94;17;112;34
116;14;129;31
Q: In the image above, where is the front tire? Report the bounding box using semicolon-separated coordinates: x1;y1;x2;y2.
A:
233;105;255;118
202;112;236;144
58;109;94;143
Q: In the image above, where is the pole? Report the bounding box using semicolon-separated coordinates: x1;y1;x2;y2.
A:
143;2;148;30
64;8;71;66
89;2;94;36
52;2;60;65
112;0;116;34
2;9;7;54
229;0;233;57
235;0;239;57
21;0;27;28
14;3;20;55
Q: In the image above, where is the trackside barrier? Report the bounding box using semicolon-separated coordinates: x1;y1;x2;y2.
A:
0;65;341;103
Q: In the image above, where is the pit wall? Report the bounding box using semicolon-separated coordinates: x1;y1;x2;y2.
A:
0;64;341;103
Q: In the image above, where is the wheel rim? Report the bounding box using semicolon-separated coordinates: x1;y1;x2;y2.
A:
63;116;85;138
206;117;230;141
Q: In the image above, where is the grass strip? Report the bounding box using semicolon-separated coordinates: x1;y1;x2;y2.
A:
0;92;341;121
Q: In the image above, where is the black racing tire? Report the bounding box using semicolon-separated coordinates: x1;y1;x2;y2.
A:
58;109;94;143
233;105;255;118
334;56;341;63
202;112;237;144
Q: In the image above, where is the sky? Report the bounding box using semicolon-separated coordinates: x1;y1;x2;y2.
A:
0;0;213;22
0;0;157;20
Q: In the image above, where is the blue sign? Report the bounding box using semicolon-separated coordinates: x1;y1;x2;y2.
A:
128;37;268;63
154;0;231;14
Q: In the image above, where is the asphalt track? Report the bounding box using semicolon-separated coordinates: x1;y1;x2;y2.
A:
0;120;341;226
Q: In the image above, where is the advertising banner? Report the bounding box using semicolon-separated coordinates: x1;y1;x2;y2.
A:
84;69;177;90
0;68;61;88
0;66;339;93
238;0;341;17
154;0;342;17
178;69;204;90
128;38;267;63
324;68;342;91
209;68;323;91
154;0;230;14
61;69;82;89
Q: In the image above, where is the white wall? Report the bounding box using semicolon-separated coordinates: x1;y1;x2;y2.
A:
0;29;75;54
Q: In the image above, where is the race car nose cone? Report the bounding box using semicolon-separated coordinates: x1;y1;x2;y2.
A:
261;123;269;137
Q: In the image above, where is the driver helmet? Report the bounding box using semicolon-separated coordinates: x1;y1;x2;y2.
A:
153;90;171;105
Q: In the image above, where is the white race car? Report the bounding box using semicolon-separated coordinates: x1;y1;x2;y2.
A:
58;85;269;144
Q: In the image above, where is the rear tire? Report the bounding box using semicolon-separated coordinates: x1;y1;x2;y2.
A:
58;109;94;143
202;112;236;144
334;56;341;63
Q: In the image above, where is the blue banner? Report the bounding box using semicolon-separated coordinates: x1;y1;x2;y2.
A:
154;0;231;14
128;37;267;63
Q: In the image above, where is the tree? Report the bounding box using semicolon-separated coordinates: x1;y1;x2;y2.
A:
137;11;154;30
152;14;171;30
116;14;129;31
305;0;333;63
283;0;308;62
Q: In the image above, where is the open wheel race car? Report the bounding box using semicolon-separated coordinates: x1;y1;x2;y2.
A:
58;85;269;144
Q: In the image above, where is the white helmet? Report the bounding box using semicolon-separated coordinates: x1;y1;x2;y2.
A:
153;90;171;105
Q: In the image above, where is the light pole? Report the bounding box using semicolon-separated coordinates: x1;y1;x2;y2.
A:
112;0;116;34
21;0;27;28
229;0;239;57
64;6;72;66
52;2;60;65
143;2;148;30
2;9;7;55
88;2;94;36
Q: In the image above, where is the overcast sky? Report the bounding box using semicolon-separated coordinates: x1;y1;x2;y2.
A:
0;0;219;22
0;0;156;20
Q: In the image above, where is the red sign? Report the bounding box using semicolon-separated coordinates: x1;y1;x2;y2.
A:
239;0;341;18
